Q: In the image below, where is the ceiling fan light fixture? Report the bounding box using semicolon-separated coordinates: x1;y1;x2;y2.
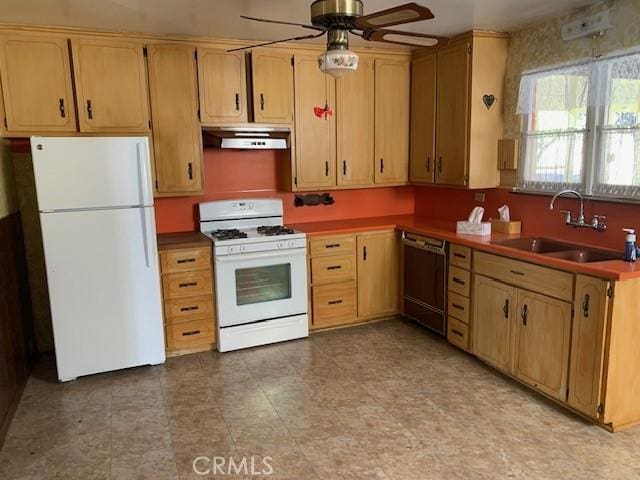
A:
318;49;359;78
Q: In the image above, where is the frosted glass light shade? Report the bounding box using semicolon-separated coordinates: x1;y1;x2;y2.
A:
318;49;359;78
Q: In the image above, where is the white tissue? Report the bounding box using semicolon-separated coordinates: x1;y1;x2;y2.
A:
467;207;485;224
498;205;510;222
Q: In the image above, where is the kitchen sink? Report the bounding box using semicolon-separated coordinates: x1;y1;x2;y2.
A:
492;237;622;263
543;249;622;263
492;237;575;254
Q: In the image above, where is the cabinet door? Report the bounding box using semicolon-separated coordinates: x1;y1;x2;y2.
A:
568;275;609;418
410;54;436;183
514;290;572;401
147;44;203;194
197;48;247;124
72;39;150;133
357;231;399;318
435;42;470;185
252;49;293;124
336;55;374;187
374;58;410;184
0;35;77;132
473;275;517;373
293;54;336;190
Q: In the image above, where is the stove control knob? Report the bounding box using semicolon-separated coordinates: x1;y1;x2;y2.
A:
228;246;240;254
288;240;297;248
277;241;286;249
240;245;248;252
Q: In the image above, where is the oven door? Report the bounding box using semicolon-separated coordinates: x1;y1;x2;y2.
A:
215;248;308;327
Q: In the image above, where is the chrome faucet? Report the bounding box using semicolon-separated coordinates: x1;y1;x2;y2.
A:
549;189;607;231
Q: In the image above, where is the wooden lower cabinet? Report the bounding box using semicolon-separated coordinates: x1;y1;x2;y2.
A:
473;275;516;373
514;289;572;401
157;235;216;356
568;275;609;417
356;230;400;318
312;281;358;328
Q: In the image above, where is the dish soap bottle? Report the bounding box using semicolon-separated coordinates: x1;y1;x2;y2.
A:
623;229;637;262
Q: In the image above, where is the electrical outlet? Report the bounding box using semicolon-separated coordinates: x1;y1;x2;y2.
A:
475;192;486;203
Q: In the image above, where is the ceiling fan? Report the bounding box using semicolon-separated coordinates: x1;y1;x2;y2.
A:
229;1;448;78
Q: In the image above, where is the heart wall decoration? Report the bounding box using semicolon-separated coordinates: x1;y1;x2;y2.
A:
483;94;496;110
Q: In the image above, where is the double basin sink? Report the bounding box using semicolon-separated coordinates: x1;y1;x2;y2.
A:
492;237;622;264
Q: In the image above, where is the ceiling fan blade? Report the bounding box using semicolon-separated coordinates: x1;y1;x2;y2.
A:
240;15;326;32
354;3;434;30
227;31;326;53
363;29;448;48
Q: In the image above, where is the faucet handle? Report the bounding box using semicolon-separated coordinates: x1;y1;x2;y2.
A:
560;210;573;223
592;215;607;230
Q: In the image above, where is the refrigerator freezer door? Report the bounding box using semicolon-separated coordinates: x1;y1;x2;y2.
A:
40;206;165;381
31;136;153;211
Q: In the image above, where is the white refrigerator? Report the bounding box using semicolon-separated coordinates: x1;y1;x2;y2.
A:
31;136;165;381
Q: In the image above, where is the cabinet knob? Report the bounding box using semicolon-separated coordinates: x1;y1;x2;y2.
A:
582;294;590;318
58;98;66;118
260;93;265;110
503;299;509;319
86;100;93;120
521;304;528;326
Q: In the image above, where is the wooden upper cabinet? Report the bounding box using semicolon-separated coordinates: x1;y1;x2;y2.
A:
251;49;293;124
568;275;610;418
357;230;399;318
473;275;517;374
71;38;150;133
336;55;374;187
293;54;336;190
0;35;77;133
410;53;436;183
514;289;572;401
147;44;202;195
435;41;470;186
197;48;247;124
374;58;410;185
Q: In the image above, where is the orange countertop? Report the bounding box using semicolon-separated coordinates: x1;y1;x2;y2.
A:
289;214;640;281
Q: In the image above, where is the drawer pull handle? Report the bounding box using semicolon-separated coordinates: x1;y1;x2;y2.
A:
452;277;465;285
582;294;590;318
180;306;199;312
327;265;342;270
177;258;196;264
503;299;510;319
179;282;198;288
182;330;201;337
451;329;464;337
328;300;343;305
325;244;341;249
510;270;525;276
453;253;467;259
451;303;465;311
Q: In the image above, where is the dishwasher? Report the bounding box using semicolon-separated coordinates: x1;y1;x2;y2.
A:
402;232;447;335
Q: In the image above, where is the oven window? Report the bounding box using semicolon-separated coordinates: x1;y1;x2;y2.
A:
235;264;292;306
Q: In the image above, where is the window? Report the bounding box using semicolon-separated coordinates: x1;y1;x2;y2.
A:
517;51;640;199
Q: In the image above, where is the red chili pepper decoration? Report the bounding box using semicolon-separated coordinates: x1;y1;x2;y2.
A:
314;104;333;119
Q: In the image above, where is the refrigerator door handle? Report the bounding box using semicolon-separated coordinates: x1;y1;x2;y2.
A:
136;142;152;206
140;208;153;268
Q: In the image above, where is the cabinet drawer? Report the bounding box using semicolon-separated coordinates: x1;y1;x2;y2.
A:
447;316;470;351
447;291;470;324
164;295;214;324
162;270;213;299
448;266;471;297
160;248;211;274
450;244;472;270
309;235;356;257
312;281;358;328
311;254;356;285
166;318;215;350
474;251;573;302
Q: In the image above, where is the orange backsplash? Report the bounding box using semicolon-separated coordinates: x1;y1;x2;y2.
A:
415;186;640;252
154;149;416;233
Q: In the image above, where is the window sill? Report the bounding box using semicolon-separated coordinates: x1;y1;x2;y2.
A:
510;187;640;206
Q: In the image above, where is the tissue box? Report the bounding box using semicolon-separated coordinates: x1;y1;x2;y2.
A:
491;220;522;234
456;221;492;236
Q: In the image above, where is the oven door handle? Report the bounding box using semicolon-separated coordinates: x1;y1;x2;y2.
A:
215;248;306;263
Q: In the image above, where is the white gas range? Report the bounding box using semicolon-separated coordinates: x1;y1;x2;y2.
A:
199;199;308;352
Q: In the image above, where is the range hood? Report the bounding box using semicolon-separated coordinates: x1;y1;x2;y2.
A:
203;126;290;150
